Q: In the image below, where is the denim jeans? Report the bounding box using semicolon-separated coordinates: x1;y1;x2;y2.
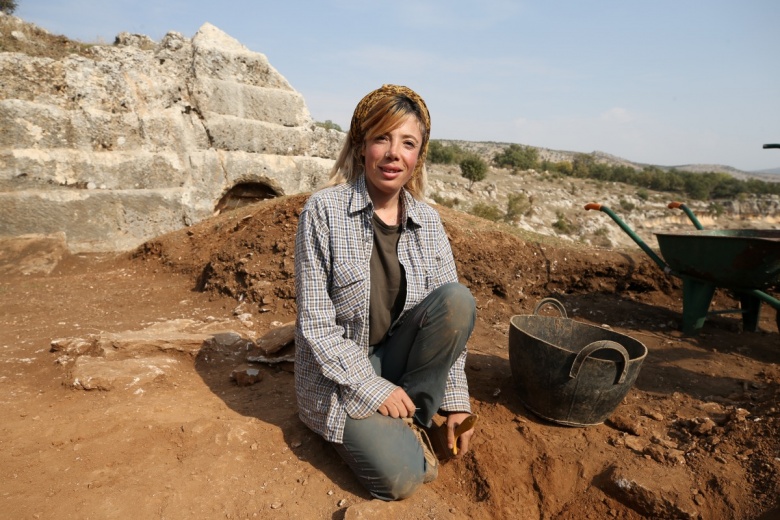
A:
332;282;476;500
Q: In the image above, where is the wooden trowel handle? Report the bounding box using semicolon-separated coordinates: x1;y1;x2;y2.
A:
452;414;479;455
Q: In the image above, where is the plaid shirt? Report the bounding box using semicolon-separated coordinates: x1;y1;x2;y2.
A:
294;176;471;443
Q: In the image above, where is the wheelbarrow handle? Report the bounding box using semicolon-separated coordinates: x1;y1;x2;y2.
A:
570;340;630;385
533;298;568;318
667;201;704;230
583;203;671;273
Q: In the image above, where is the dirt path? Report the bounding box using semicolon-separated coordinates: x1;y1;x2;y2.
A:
1;195;778;519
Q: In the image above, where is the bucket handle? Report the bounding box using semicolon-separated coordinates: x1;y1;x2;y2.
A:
533;298;567;318
570;340;630;385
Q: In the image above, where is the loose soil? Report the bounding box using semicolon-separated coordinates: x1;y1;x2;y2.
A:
3;14;779;519
1;194;778;520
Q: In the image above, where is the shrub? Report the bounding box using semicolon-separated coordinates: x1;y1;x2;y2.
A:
707;202;725;217
551;161;573;176
469;202;503;222
552;211;577;235
619;199;635;212
431;192;460;208
314;120;343;132
590;226;612;247
636;188;649;201
505;193;533;222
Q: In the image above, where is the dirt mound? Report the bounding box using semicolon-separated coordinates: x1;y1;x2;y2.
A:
2;194;779;519
135;193;675;317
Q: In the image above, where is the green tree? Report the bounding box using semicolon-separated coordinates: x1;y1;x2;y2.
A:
571;153;596;178
682;174;712;200
493;144;539;171
459;154;488;190
427;140;466;164
0;0;17;14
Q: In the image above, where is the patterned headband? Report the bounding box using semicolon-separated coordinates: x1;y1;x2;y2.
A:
348;85;431;172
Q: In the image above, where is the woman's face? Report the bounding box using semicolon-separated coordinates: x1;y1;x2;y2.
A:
362;115;423;203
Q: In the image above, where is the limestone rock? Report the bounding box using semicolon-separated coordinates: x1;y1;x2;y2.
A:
255;321;295;355
598;464;700;519
0;17;342;253
246;343;295;365
71;356;180;391
246;321;296;365
52;319;254;390
607;413;646;437
231;364;263;386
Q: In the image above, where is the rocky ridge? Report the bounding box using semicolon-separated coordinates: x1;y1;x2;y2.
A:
0;14;341;252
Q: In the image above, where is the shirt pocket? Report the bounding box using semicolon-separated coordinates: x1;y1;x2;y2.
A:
330;261;366;323
404;267;434;308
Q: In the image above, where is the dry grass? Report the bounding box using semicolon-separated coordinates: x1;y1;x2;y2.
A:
0;15;101;60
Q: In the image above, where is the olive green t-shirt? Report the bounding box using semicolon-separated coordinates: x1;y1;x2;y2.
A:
368;213;407;346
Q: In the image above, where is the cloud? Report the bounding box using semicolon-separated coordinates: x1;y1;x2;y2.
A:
600;107;634;124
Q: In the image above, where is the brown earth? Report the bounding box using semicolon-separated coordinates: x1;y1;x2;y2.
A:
3;14;779;519
1;193;779;520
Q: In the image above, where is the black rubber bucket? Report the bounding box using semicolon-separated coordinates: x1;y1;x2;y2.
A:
508;298;647;427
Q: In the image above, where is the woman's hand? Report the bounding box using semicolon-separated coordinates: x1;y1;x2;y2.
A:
378;387;416;418
446;412;475;457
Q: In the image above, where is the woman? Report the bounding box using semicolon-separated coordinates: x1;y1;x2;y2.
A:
294;84;477;501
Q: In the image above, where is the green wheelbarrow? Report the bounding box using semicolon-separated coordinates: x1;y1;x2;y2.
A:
584;202;780;335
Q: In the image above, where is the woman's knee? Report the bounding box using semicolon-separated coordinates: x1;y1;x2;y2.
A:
369;470;424;501
436;282;476;323
342;447;425;501
337;415;427;501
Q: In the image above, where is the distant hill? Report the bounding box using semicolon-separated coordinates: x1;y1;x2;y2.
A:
670;164;780;183
442;141;780;184
669;164;758;181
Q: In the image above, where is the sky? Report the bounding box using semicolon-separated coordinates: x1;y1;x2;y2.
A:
13;1;780;172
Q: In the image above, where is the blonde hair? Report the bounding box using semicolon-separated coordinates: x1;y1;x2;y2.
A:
328;85;431;199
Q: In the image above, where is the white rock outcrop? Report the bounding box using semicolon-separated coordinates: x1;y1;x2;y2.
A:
0;17;342;252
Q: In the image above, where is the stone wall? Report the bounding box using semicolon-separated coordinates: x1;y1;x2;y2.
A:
0;16;342;252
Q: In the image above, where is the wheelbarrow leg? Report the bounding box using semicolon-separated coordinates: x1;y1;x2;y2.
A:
681;277;715;334
738;293;761;332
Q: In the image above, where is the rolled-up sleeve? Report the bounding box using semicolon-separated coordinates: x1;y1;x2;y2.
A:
432;216;471;413
440;348;471;413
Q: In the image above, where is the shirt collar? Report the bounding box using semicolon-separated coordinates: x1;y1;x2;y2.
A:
348;175;422;229
400;188;422;229
348;175;373;216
